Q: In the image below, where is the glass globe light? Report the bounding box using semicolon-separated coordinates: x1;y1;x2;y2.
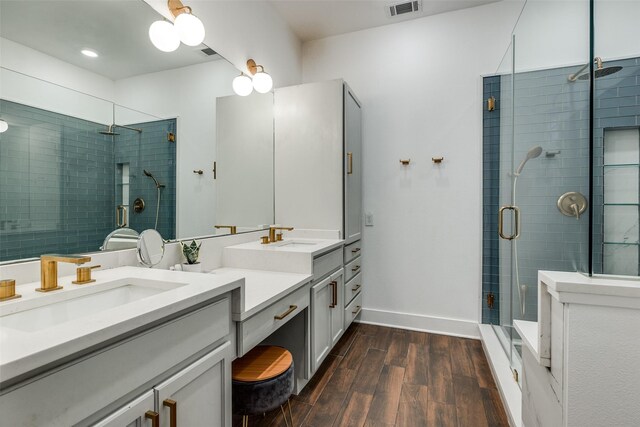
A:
0;119;8;133
174;13;205;46
149;20;180;52
252;71;273;94
233;74;253;96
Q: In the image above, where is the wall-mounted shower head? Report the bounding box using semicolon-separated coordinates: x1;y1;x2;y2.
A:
143;169;165;189
515;145;543;175
568;57;623;82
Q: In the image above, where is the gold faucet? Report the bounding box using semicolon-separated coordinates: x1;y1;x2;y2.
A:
39;254;91;292
215;225;237;235
269;226;294;243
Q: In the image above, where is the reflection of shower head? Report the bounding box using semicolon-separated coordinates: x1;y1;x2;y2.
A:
143;169;165;188
515;145;543;175
99;124;120;136
99;123;142;135
568;57;623;82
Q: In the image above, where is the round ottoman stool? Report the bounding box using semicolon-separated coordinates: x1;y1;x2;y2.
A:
232;346;295;427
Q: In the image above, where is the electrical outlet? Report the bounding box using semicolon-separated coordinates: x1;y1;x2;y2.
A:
365;212;374;226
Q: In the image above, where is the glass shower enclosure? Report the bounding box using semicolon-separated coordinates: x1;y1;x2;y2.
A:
482;0;640;382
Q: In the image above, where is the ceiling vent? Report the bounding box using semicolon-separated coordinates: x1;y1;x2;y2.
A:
387;0;421;17
201;47;217;56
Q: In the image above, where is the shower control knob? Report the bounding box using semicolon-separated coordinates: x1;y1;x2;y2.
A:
557;192;588;220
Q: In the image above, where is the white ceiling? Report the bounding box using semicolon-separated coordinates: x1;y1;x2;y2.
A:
0;0;222;80
269;0;501;42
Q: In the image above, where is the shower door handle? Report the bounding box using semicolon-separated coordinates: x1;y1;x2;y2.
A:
116;205;128;228
498;206;520;240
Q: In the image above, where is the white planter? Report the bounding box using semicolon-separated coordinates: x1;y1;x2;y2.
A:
182;263;202;272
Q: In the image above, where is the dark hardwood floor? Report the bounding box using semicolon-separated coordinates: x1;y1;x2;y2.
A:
232;323;509;427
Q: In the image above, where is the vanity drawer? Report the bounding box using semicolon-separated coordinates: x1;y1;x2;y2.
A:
344;256;362;283
344;240;362;264
344;291;362;330
237;282;310;356
344;272;362;305
312;247;343;282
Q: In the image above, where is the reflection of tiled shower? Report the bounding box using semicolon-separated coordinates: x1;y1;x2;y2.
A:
0;99;176;261
114;119;176;240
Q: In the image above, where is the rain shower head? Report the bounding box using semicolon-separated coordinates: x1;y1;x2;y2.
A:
99;123;142;135
515;145;543;175
568;57;623;82
99;124;120;136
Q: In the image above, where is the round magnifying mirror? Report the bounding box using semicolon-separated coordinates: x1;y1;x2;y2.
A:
137;229;165;267
101;228;140;251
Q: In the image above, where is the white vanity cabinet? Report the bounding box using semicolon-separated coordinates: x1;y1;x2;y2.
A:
311;269;345;373
1;296;234;427
274;79;362;243
94;342;231;427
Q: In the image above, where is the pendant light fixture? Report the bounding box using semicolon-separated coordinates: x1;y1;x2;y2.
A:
232;59;273;96
149;0;205;52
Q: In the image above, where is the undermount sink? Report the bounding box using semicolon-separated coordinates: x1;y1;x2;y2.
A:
1;279;185;333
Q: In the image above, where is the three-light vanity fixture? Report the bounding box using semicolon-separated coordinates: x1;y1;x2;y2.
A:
232;59;273;96
149;0;205;52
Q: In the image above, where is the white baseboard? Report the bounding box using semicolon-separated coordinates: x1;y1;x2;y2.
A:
478;324;522;427
358;307;480;339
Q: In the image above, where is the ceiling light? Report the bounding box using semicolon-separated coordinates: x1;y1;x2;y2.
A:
149;20;180;52
246;59;273;94
174;11;205;46
81;49;98;58
232;74;253;96
0;119;8;133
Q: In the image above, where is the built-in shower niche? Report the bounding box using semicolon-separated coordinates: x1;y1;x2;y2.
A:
115;163;130;228
602;128;640;276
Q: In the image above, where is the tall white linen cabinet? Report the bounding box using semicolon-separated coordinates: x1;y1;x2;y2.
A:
275;79;363;374
274;79;362;244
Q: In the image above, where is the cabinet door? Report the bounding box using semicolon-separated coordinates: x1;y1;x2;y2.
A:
344;83;362;244
330;269;345;347
154;341;232;427
311;276;333;373
92;391;155;427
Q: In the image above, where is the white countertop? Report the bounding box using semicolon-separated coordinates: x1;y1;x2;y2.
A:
210;268;312;321
227;238;344;256
513;319;538;359
0;266;244;385
539;271;640;306
223;238;344;274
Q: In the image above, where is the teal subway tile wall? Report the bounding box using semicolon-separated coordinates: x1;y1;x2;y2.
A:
0;99;176;262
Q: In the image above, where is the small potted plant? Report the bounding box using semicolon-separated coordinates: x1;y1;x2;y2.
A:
180;239;202;272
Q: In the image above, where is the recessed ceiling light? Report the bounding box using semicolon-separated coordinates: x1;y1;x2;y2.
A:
81;49;98;58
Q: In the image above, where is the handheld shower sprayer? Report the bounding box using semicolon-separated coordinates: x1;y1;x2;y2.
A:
142;169;165;231
143;169;165;189
514;146;543;176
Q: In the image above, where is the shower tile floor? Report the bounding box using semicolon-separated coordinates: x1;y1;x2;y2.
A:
232;323;509;427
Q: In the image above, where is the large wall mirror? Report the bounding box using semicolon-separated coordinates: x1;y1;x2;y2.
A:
0;0;275;263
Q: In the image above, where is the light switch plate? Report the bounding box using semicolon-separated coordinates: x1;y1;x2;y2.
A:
365;212;374;226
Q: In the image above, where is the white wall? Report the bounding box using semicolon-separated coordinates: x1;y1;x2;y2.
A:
0;37;114;124
302;1;524;336
143;0;302;88
114;59;239;238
